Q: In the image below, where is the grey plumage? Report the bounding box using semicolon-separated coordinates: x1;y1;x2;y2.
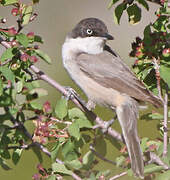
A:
62;18;162;179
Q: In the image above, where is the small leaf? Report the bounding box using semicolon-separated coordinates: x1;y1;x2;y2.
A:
1;48;16;62
52;163;72;175
0;66;15;83
65;159;83;170
156;171;170;180
34;49;52;64
55;98;68;120
30;100;42;110
1;0;18;6
114;3;126;24
51;142;60;162
144;164;164;174
141;137;149;152
82;151;94;167
76;118;92;129
160;65;170;88
68;122;80;140
46;175;56;180
0;158;11;170
116;156;125;167
16;33;29;48
34;35;43;43
29;88;48;97
68;108;87;120
16;81;23;93
22;5;33;25
136;0;149;11
0;78;3;96
62;139;74;158
12;149;22;165
149;113;164;120
127;4;141;25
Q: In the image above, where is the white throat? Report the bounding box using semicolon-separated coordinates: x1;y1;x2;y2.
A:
62;36;106;60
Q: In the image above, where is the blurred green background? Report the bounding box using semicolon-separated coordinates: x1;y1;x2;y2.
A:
0;0;162;179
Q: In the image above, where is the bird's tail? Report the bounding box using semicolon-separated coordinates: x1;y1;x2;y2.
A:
116;97;144;179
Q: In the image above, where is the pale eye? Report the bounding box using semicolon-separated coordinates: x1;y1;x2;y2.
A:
86;29;93;35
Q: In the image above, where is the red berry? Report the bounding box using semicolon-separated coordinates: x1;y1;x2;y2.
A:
20;53;29;62
162;48;170;57
30;56;38;63
11;8;19;16
27;32;34;39
8;27;17;36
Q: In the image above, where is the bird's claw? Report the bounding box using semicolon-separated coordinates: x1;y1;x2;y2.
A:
102;118;115;134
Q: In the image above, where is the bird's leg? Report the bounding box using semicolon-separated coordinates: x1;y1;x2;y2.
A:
64;87;86;106
102;116;117;133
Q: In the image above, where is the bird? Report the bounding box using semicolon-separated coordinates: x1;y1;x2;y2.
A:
62;17;162;179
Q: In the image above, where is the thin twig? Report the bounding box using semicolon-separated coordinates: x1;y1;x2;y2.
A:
163;84;168;157
89;144;117;166
153;57;164;103
109;172;127;180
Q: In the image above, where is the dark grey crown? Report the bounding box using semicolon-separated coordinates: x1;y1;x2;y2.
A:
71;18;113;40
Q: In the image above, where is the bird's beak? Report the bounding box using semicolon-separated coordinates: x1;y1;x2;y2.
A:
103;33;114;40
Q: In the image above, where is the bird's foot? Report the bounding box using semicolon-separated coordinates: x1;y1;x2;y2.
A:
64;87;86;106
102;118;115;133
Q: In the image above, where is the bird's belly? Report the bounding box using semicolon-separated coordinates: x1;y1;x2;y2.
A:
63;60;125;107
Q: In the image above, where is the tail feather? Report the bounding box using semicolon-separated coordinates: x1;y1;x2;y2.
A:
116;97;144;179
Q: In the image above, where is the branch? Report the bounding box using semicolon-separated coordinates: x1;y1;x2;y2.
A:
163;84;168;157
109;172;127;180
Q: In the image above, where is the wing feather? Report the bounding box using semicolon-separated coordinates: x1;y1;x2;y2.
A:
77;49;154;102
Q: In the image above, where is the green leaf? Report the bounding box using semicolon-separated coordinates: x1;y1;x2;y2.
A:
1;0;18;6
148;113;164;120
156;171;170;180
136;0;149;11
160;65;170;88
0;158;11;170
68;108;87;120
34;35;43;43
62;139;74;158
46;175;56;180
116;156;125;167
51;142;60;162
34;49;52;64
22;5;33;25
52;163;72;175
16;81;23;93
82;151;94;167
32;146;43;163
16;33;29;48
114;3;126;24
0;66;15;83
0;48;16;62
12;148;22;165
153;15;168;32
108;0;120;9
55;98;68;120
0;78;3;96
68;122;80;140
65;159;83;170
141;137;149;152
144;164;164;174
127;4;141;25
30;100;42;110
29;88;48;97
76;118;92;129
